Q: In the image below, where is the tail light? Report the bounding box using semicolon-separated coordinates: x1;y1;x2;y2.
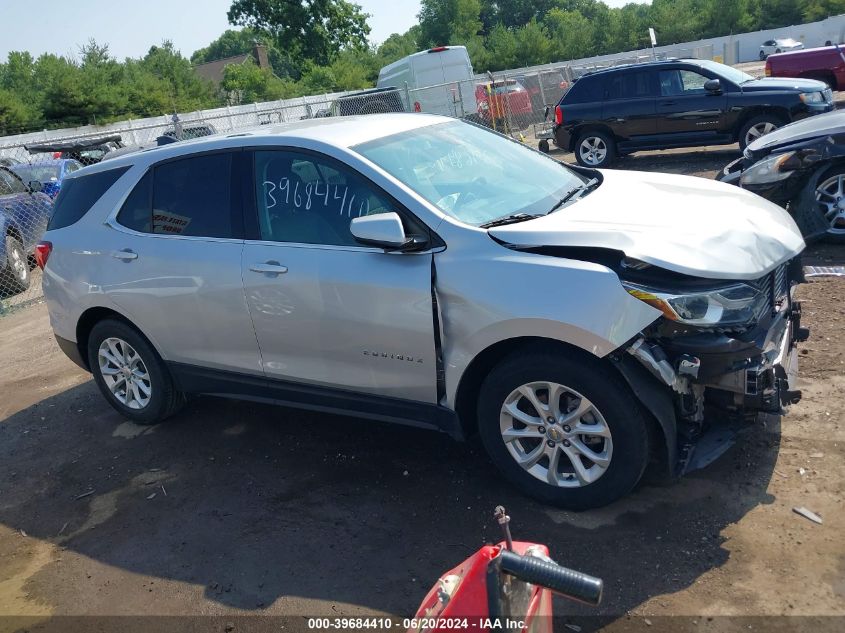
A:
765;61;771;76
35;241;52;270
414;101;421;112
554;105;563;125
428;46;448;53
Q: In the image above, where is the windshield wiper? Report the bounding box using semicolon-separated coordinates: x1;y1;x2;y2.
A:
547;177;601;214
480;212;542;228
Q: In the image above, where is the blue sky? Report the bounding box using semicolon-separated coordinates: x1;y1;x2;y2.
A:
0;0;644;61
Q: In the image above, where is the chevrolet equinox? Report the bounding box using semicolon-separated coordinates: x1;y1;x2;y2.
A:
39;114;807;509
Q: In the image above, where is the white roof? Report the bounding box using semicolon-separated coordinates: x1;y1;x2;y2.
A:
76;113;452;175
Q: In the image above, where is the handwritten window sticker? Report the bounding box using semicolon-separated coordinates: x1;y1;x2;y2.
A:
333;184;347;215
293;180;302;208
262;181;277;209
304;181;313;210
313;180;329;207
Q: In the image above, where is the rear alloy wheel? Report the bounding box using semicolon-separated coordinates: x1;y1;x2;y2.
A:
575;131;615;168
815;168;845;243
478;349;649;509
739;115;783;150
88;319;185;424
2;236;31;295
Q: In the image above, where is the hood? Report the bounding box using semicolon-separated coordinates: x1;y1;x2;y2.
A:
740;76;827;92
488;170;805;280
748;109;845;154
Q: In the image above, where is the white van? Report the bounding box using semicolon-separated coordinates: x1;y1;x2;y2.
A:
377;46;476;117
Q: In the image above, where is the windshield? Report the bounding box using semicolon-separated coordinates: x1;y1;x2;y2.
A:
353;121;586;226
12;163;61;182
695;59;755;84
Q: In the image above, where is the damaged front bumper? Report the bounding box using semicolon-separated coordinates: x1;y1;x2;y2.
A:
616;274;808;476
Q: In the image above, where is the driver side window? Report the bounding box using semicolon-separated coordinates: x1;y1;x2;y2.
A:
254;150;392;246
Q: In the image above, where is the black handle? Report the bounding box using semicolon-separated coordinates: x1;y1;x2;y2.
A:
497;549;603;605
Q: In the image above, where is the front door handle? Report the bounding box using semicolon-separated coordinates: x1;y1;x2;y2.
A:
111;249;138;261
250;261;288;275
660;100;677;106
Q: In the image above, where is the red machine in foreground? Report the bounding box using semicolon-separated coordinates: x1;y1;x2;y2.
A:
410;507;603;632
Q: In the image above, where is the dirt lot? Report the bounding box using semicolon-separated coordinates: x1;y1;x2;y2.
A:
0;147;843;631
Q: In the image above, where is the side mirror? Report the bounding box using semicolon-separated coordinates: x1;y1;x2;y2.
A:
28;180;43;193
350;212;414;250
704;78;722;93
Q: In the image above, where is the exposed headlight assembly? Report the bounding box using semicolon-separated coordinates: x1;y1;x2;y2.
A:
622;282;768;327
740;151;797;185
799;91;825;104
740;149;823;186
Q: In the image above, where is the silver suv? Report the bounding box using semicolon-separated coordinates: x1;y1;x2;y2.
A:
39;114;807;509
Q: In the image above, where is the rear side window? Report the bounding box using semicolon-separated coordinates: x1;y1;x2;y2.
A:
115;153;237;238
116;172;152;233
563;76;603;103
607;72;654;99
48;166;129;230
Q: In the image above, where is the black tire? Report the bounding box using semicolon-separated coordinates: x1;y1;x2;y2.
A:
738;114;784;151
759;51;766;60
574;129;616;168
538;139;550;153
87;319;185;425
1;235;31;295
814;164;845;244
775;48;781;54
477;346;650;509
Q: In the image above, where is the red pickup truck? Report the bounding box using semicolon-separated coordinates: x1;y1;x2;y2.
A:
765;45;845;91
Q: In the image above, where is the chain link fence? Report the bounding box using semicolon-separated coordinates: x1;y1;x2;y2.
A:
0;45;718;313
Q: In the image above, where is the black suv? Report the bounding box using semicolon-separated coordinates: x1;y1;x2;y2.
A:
553;59;834;167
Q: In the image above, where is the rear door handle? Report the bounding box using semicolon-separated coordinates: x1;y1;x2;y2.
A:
111;249;138;261
250;261;288;275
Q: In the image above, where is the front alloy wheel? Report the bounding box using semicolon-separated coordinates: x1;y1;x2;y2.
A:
478;348;649;509
500;381;613;487
815;170;845;242
744;121;779;147
2;236;30;294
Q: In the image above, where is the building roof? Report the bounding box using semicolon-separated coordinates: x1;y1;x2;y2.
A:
193;44;272;86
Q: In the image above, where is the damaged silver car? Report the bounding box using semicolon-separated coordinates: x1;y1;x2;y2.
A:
39;114;807;509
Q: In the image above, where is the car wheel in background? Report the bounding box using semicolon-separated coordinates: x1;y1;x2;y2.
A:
1;236;31;294
575;130;615;168
477;347;649;509
538;139;550;153
815;166;845;244
87;319;185;425
739;115;784;150
775;48;782;54
759;51;766;60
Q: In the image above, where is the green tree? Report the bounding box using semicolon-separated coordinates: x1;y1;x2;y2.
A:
227;0;371;69
513;19;552;66
376;27;421;67
485;23;518;70
544;9;594;60
0;88;31;134
329;47;378;88
221;58;294;103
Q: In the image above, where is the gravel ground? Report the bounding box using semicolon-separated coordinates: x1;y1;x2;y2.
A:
0;147;843;631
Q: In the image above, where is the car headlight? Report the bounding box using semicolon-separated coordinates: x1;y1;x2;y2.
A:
740;151;797;185
622;282;768;327
800;91;824;104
